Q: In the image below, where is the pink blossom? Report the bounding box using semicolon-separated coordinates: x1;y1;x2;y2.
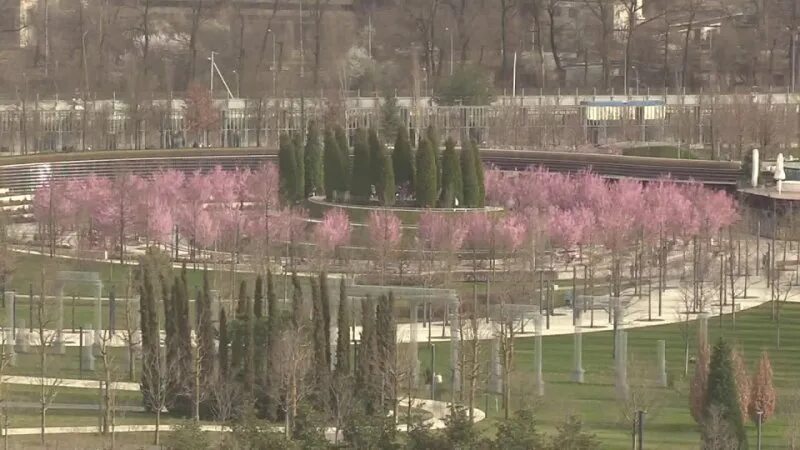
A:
463;212;492;249
418;211;466;253
246;163;280;207
314;208;351;252
368;210;402;251
548;207;594;249
497;214;527;252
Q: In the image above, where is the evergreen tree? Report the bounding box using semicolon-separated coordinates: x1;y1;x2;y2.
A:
172;266;195;416
704;338;747;449
305;121;324;197
231;280;248;370
460;142;479;207
138;252;166;413
197;269;216;388
381;152;396;206
162;275;178;391
291;272;304;330
320;272;332;368
253;275;264;318
426;125;440;193
415;138;438;207
218;308;229;381
261;270;281;421
357;297;379;413
392;126;415;191
376;293;397;413
493;408;545;449
369;128;385;194
335;279;351;375
294;132;305;201
323;128;340;201
335;126;351;193
310;277;331;412
381;93;401;140
471;140;485;207
440;137;463;207
243;292;255;395
351;128;372;200
278;133;298;202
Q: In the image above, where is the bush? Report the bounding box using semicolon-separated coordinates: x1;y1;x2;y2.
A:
165;420;211;450
435;66;495;106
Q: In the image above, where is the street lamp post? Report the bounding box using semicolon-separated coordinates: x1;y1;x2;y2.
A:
446;26;454;76
209;51;218;96
268;28;277;97
756;410;763;450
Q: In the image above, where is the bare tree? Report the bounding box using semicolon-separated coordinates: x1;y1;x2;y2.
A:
704;405;740;450
34;270;62;446
276;327;313;437
617;354;666;426
97;328;119;448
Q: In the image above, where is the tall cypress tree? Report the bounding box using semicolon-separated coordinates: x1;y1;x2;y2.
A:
335;126;351;194
335;278;351;375
440;137;463;207
294;131;305;201
323;128;340;201
376;293;397;413
231;280;247;370
704;338;747;449
471;140;485;207
381;152;396;206
278;133;297;202
243;292;255;395
310;277;331;412
392;126;415;191
198;269;216;388
415;138;438;207
369;128;385;195
138;253;164;413
426;125;440;194
305;121;324;197
291;272;304;330
351;128;372;200
320;272;332;367
357;297;379;413
262;270;280;421
461;142;479;207
253;275;264;318
218;308;229;381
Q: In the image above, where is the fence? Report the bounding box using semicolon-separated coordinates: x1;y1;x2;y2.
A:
0;93;798;156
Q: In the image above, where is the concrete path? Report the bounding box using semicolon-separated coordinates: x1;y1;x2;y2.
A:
0;376;484;437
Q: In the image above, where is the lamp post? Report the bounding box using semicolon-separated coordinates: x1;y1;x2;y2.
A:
446;26;454;76
756;410;763;450
208;51;218;96
268;28;277;97
232;70;240;97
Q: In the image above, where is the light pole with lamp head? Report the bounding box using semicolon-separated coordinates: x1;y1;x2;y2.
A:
446;26;454;76
208;51;218;96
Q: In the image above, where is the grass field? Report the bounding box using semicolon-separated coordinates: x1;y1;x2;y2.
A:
418;303;799;449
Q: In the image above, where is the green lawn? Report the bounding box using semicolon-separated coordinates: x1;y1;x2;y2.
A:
417;303;799;449
6;253;262;300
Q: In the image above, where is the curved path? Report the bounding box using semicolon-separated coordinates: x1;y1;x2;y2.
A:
0;376;484;439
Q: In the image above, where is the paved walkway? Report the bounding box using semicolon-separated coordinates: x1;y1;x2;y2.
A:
0;376;483;438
